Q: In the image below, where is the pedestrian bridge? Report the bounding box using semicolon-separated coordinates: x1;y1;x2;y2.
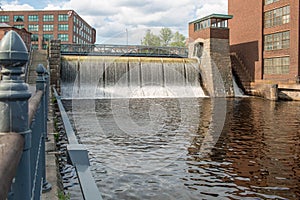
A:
60;43;188;58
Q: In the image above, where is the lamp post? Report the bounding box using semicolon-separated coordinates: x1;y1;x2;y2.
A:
126;28;128;54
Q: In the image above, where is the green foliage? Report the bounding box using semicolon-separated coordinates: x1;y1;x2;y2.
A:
160;28;173;47
170;31;186;47
58;190;70;200
141;28;186;47
141;29;161;46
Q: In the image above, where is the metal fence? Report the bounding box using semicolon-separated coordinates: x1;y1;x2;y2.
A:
53;88;103;200
0;31;51;199
61;43;189;58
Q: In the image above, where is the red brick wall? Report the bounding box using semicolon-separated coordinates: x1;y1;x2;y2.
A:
228;0;263;81
188;23;229;41
229;0;300;82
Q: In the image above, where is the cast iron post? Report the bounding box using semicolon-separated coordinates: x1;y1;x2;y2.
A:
35;64;52;193
0;31;32;199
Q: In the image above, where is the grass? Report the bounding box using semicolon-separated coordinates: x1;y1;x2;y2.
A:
58;190;70;200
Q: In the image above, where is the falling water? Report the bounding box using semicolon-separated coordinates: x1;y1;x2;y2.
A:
232;75;244;97
60;57;206;99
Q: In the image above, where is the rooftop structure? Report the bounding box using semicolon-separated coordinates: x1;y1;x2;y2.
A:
188;14;233;41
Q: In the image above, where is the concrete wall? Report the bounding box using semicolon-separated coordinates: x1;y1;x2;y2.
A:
189;37;234;97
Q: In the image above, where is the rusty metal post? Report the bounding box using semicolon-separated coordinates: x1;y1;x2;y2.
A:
0;31;32;199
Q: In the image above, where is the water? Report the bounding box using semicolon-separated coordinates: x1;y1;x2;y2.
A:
60;58;206;99
63;98;300;200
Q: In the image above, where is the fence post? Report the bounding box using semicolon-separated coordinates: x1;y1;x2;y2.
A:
0;31;32;199
36;64;52;193
44;69;50;141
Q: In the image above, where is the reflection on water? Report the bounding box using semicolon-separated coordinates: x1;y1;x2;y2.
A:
63;98;300;200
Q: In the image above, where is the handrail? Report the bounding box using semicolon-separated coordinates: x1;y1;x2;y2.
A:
24;44;34;83
0;133;24;199
61;43;188;58
28;90;44;125
53;87;103;200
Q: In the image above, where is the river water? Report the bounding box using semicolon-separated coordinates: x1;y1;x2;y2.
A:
63;97;300;200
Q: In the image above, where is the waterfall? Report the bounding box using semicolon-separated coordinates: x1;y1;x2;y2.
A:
232;75;244;97
61;57;207;99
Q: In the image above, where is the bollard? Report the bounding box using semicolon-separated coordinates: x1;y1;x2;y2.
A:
0;31;32;199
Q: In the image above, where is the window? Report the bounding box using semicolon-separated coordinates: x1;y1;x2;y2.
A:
14;25;24;29
43;15;54;22
43;34;54;41
32;44;39;49
43;24;54;31
28;15;38;22
14;15;24;22
264;57;290;74
265;0;279;5
58;14;68;21
42;44;48;50
264;31;290;51
264;5;290;28
28;24;39;32
31;34;39;42
58;34;69;41
58;24;68;31
0;16;9;22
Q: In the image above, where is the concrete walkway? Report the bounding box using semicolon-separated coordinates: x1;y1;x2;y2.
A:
42;97;59;200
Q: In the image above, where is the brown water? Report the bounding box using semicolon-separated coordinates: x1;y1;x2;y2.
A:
63;97;300;200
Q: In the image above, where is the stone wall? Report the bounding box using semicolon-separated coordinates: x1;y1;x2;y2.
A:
48;40;61;91
189;37;234;97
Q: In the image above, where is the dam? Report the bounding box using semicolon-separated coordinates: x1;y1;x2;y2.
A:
60;56;206;99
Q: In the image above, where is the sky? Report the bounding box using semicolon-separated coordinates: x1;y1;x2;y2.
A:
0;0;228;44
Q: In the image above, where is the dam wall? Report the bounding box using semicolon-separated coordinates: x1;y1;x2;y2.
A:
60;56;206;99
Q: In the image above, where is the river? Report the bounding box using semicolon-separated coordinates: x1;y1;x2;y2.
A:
62;97;300;200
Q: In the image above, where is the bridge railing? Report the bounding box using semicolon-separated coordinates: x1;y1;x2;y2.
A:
0;31;51;200
61;43;188;58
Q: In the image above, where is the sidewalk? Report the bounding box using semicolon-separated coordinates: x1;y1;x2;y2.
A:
42;99;59;200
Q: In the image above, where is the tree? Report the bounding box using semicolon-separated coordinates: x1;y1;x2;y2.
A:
160;27;173;47
170;31;186;47
141;30;161;46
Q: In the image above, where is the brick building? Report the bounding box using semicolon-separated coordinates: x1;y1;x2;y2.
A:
228;0;299;83
188;14;234;97
0;10;96;50
0;23;31;50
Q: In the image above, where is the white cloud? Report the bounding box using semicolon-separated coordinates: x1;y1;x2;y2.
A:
1;0;34;10
1;0;228;44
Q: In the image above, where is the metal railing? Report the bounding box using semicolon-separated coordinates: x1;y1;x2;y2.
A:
53;88;103;200
0;31;51;200
61;43;188;58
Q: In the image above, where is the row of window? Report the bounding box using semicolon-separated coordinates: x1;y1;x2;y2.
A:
0;14;69;23
31;33;69;42
264;56;289;74
265;0;279;5
264;5;290;28
194;19;228;31
73;16;92;35
73;26;92;42
27;24;69;32
264;31;290;51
